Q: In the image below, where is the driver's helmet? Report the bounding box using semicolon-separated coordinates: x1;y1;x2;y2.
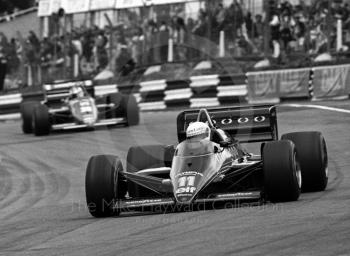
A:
70;86;84;98
186;121;211;141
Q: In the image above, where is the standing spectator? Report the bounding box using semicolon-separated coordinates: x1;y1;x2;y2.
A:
15;31;25;85
25;31;41;85
159;21;169;62
0;46;7;92
129;27;144;66
81;31;94;63
309;24;328;54
173;17;186;61
23;38;35;86
227;1;244;41
186;18;196;60
234;24;257;57
145;19;159;64
280;15;294;53
0;32;9;54
40;37;54;83
192;9;208;59
7;38;20;75
270;10;281;58
28;30;40;53
111;27;127;69
294;15;306;51
93;32;108;72
0;32;9;91
215;3;226;31
245;12;254;38
115;45;134;77
253;14;264;52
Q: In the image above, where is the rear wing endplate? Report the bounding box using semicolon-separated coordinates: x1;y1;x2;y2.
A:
177;105;278;143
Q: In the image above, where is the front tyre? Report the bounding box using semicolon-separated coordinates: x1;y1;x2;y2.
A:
122;94;139;126
281;132;328;192
263;140;301;202
33;104;50;136
85;155;127;218
107;93;124;118
20;101;39;134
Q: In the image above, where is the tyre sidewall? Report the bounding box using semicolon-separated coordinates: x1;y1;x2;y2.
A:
85;155;125;217
281;132;328;192
33;104;50;136
20;101;39;133
263;140;301;202
123;94;139;126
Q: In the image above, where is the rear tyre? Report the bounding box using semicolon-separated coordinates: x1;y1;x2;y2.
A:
85;155;127;218
107;93;124;118
33;104;51;136
281;132;328;192
263;140;301;202
127;145;174;198
20;101;39;134
122;94;139;126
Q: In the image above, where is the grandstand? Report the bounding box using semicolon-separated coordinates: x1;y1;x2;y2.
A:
0;0;349;89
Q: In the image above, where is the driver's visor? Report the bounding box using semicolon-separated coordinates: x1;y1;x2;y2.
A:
187;132;210;142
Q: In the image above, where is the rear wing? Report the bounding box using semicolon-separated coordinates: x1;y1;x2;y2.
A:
177;105;278;143
43;80;94;102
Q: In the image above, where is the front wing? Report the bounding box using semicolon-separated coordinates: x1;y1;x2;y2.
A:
51;118;126;131
113;191;262;212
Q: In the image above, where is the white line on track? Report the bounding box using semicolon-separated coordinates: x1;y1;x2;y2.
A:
282;104;350;114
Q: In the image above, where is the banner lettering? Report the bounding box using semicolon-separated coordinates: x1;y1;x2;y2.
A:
313;65;350;98
278;68;310;98
246;71;279;103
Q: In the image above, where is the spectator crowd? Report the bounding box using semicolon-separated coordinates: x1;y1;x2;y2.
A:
0;0;350;87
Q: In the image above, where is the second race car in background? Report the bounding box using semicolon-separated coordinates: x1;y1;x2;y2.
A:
20;80;139;136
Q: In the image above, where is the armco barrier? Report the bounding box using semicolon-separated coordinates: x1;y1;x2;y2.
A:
312;64;350;100
164;80;191;108
217;74;248;105
117;83;141;103
0;93;22;115
138;74;248;111
278;68;311;99
190;75;220;108
1;65;350;120
246;70;280;104
139;80;167;110
246;68;313;104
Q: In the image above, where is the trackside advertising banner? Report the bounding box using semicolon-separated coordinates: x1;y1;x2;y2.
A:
246;68;310;103
38;0;61;16
246;71;279;103
38;0;51;16
90;0;116;10
278;68;310;98
312;64;350;98
116;0;197;9
60;0;90;14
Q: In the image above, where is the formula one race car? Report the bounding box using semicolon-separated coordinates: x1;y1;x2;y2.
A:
20;80;139;136
85;105;328;217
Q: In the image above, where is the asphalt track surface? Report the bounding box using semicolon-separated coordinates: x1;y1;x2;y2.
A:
0;101;350;256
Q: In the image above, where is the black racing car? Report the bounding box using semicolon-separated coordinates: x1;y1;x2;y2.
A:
20;80;139;136
85;105;328;217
